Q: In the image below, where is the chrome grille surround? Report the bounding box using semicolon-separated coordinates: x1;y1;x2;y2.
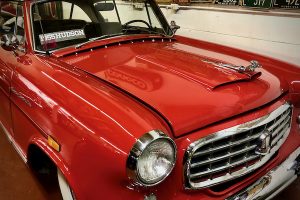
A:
184;103;292;190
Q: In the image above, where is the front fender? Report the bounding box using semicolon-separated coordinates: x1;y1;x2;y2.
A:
12;54;171;199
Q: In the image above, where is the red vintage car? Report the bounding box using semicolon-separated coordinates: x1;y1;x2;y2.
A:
0;0;300;199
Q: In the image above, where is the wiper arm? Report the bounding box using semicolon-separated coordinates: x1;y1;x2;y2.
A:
123;26;171;38
75;33;125;49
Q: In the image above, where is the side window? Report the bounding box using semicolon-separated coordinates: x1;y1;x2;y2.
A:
34;1;92;22
32;1;94;51
15;4;25;45
0;2;24;44
0;2;17;35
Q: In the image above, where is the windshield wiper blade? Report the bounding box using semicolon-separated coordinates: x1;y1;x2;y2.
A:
75;33;125;49
123;27;171;38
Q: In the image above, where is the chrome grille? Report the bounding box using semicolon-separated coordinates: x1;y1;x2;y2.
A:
185;103;292;189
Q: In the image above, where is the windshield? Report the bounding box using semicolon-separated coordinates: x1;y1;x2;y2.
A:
31;0;172;52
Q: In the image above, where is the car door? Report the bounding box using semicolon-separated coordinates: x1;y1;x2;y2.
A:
1;1;35;159
0;1;18;135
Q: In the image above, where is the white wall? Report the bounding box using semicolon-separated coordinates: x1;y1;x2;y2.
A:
160;6;300;66
68;1;300;66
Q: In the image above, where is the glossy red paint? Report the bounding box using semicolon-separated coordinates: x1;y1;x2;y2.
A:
0;49;14;133
0;1;299;200
290;81;300;107
58;38;288;137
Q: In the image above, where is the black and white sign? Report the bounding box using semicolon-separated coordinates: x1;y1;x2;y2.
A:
215;0;239;5
39;29;86;44
273;0;300;8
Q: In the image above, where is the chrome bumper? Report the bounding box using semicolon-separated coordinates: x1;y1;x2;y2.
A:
227;147;300;200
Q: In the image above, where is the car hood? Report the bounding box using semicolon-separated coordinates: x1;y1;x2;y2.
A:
59;39;288;137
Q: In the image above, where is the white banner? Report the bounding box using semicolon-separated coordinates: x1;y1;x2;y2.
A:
39;29;86;44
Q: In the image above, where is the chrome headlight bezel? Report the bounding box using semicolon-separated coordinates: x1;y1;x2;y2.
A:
126;130;177;187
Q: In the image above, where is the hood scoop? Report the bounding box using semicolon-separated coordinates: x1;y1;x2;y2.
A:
135;52;262;90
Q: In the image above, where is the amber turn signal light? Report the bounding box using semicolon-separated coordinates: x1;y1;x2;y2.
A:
48;136;61;152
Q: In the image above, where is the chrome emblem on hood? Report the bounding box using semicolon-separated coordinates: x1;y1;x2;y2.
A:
202;59;261;73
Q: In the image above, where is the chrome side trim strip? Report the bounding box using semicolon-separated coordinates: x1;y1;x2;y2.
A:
11;87;32;107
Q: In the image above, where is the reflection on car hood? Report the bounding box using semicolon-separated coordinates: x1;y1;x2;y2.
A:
60;39;288;137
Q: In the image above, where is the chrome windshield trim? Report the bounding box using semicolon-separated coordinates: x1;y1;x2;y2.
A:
29;0;173;54
184;102;292;190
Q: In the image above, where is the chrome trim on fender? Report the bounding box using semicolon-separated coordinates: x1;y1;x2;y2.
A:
184;103;292;189
11;87;32;107
126;130;176;187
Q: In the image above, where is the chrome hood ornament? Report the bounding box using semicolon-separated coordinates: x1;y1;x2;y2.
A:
241;60;262;72
202;59;261;73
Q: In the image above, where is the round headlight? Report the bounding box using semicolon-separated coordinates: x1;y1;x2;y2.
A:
127;130;177;186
